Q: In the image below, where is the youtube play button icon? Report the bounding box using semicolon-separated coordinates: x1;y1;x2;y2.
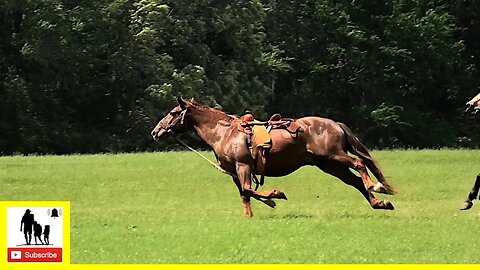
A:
10;250;22;260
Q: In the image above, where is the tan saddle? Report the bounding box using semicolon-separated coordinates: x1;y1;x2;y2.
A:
239;113;301;190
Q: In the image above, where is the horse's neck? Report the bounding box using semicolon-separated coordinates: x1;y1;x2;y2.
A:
189;108;234;151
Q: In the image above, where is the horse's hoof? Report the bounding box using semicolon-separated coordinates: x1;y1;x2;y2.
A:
243;211;253;218
273;190;288;200
460;200;473;211
372;200;394;210
279;192;288;200
385;201;394;210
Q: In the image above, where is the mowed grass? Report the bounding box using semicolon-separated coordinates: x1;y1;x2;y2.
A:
1;150;480;264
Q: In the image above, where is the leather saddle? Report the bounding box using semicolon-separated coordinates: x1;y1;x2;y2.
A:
238;113;302;189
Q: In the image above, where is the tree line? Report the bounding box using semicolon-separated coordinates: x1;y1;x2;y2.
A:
1;0;479;154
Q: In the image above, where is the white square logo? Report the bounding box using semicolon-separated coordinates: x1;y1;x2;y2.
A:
10;251;22;260
5;203;69;264
7;207;65;263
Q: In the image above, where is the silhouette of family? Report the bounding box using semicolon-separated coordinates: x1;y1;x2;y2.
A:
20;209;51;245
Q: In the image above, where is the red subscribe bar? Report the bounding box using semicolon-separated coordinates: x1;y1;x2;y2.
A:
7;247;62;263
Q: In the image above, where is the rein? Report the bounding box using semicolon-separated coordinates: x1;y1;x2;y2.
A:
160;108;229;175
175;135;263;190
173;135;230;175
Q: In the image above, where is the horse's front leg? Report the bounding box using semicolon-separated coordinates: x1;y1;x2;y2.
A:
251;189;288;200
233;162;253;217
232;168;253;217
236;162;287;203
232;174;277;211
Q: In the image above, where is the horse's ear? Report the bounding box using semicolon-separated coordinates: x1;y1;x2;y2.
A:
177;96;188;109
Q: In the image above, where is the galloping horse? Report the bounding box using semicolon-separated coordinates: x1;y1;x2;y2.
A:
151;97;395;217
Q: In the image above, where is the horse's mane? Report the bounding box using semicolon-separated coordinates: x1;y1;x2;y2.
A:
188;99;237;123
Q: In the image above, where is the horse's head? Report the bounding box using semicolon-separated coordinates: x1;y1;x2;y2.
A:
151;97;191;141
466;93;480;114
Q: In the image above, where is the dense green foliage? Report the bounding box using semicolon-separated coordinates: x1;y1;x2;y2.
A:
1;0;479;154
1;151;479;263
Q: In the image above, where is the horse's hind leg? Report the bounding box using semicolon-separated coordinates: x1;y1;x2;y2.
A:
317;160;394;210
461;174;480;210
329;153;386;193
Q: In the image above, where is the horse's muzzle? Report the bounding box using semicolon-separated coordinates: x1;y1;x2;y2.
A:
151;128;170;141
151;130;161;141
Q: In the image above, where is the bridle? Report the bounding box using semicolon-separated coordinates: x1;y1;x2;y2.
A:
155;107;229;175
158;109;187;134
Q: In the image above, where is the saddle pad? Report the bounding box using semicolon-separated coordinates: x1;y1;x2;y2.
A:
252;125;271;148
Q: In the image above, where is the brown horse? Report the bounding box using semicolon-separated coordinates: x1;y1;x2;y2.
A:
151;97;395;217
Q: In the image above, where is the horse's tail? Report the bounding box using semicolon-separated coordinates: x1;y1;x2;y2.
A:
460;174;480;210
337;122;396;195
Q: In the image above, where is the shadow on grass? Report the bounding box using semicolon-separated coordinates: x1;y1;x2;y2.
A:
264;213;314;219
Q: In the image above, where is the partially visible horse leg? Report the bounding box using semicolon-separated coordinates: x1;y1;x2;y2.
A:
461;174;480;210
317;159;394;210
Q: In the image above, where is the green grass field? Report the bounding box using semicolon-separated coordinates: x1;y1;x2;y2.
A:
1;150;479;264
